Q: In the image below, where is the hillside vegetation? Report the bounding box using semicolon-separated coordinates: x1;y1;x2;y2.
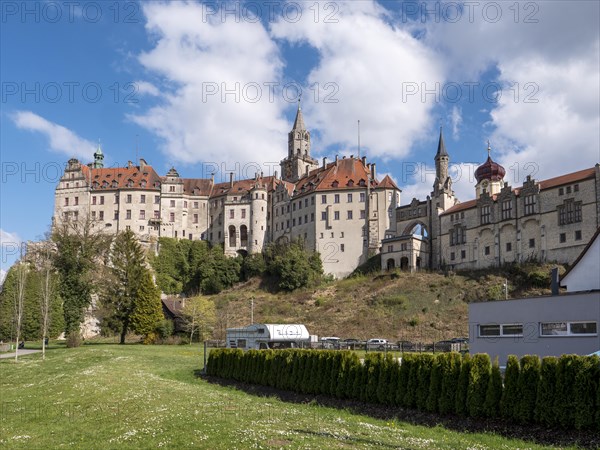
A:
209;263;565;342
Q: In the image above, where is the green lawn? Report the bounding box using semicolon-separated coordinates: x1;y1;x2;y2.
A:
0;343;574;449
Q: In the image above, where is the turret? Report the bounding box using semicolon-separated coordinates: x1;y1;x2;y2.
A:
475;142;505;198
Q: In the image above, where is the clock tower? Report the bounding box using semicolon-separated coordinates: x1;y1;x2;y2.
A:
281;101;318;182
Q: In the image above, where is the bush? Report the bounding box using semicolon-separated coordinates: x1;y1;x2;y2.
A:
156;319;174;339
501;355;520;420
66;331;82;348
439;353;461;414
455;354;471;416
516;355;540;424
554;354;583;429
484;357;502;418
404;355;419;408
396;354;412;407
426;355;443;413
415;354;434;411
535;357;558;426
573;355;599;430
467;354;491;418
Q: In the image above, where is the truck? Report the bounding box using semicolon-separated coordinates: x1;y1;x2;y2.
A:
226;324;310;350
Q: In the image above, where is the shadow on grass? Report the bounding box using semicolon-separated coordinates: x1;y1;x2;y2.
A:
203;376;599;450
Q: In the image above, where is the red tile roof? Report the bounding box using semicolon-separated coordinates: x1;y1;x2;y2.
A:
295;158;378;195
377;175;400;190
88;164;162;191
182;178;213;196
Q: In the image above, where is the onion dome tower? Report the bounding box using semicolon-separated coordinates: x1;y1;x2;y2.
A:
475;142;506;198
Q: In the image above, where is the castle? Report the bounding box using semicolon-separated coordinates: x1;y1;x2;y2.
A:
53;104;399;278
53;107;600;278
381;129;600;272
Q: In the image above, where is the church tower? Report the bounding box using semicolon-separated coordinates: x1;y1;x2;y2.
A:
432;127;455;211
281;101;318;182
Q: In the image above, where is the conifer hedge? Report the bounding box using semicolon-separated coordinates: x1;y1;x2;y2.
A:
206;350;599;430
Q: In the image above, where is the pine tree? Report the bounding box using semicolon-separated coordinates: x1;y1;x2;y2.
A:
501;355;520;420
484;357;502;418
129;271;163;344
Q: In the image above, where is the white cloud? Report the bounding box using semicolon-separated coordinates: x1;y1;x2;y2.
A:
11;111;96;160
130;1;290;167
0;229;20;248
450;106;462;140
0;269;6;286
134;81;160;97
422;1;600;182
270;0;445;159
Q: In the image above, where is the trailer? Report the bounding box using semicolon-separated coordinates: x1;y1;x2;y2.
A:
226;324;310;350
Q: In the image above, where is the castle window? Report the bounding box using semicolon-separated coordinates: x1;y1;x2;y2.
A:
360;210;366;219
387;245;393;253
480;205;491;225
139;210;146;220
334;194;340;203
321;195;327;204
305;214;308;223
229;209;234;219
114;211;119;220
170;212;175;222
506;242;512;252
461;212;465;219
450;252;455;261
559;233;566;243
347;193;353;202
575;230;582;240
154;211;160;219
574;184;579;192
359;193;366;202
558;200;582;225
141;195;146;203
292;218;296;226
321;211;327;221
484;246;490;255
529;238;535;248
126;210;132;220
184;201;188;208
332;181;339;188
194;202;199;208
169;186;175;192
112;181;118;188
91;211;96;220
193;214;198;224
298;216;302;225
340;244;345;252
524;195;536;215
155;196;160;204
401;243;407;251
320;233;324;239
566;186;571;194
311;196;315;205
64;197;69;206
559;187;564;196
334;211;340;220
461;250;466;259
98;211;103;221
170;200;175;208
311;212;315;222
241;209;246;219
126;194;132;204
100;196;104;205
501;199;512;220
305;198;308;207
347;210;353;220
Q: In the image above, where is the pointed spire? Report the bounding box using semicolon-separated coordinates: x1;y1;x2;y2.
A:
435;126;448;159
487;140;491;158
292;96;306;131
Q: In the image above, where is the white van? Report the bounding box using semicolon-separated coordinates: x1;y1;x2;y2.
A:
226;324;310;350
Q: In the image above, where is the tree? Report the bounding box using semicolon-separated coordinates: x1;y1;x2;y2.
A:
52;215;111;335
181;296;216;343
265;240;323;291
129;271;163;344
13;260;27;362
104;229;160;344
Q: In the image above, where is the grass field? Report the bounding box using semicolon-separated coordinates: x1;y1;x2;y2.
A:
0;343;575;449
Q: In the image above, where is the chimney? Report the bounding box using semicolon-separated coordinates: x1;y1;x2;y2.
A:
139;158;147;171
260;171;263;178
322;157;327;168
342;155;346;159
371;163;376;180
229;172;234;187
350;154;354;159
305;165;309;177
551;267;560;295
335;155;339;166
127;160;133;168
211;172;215;184
361;156;366;166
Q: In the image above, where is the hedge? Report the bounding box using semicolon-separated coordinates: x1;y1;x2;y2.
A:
206;350;599;430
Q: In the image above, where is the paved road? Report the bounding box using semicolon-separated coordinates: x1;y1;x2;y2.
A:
0;349;41;359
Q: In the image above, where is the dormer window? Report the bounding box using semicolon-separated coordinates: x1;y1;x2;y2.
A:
127;179;133;187
332;181;339;188
347;180;354;187
140;180;147;188
102;181;109;188
112;180;118;188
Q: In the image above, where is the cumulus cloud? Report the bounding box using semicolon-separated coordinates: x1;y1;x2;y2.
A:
270;1;445;159
423;1;600;181
134;81;160;97
129;1;290;168
450;106;462;140
0;269;6;286
0;229;20;248
11;111;96;160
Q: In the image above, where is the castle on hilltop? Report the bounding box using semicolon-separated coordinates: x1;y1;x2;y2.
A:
53;104;400;278
53;106;600;278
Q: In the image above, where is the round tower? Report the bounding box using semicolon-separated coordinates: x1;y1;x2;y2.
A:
249;182;268;253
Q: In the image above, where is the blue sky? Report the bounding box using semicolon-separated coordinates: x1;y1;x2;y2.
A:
1;0;599;278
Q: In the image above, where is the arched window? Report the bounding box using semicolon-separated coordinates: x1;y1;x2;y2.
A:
240;225;248;247
400;257;409;271
228;225;236;247
386;258;395;270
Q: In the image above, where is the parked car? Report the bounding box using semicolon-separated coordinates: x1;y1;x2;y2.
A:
367;338;388;350
342;338;361;349
320;337;341;349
